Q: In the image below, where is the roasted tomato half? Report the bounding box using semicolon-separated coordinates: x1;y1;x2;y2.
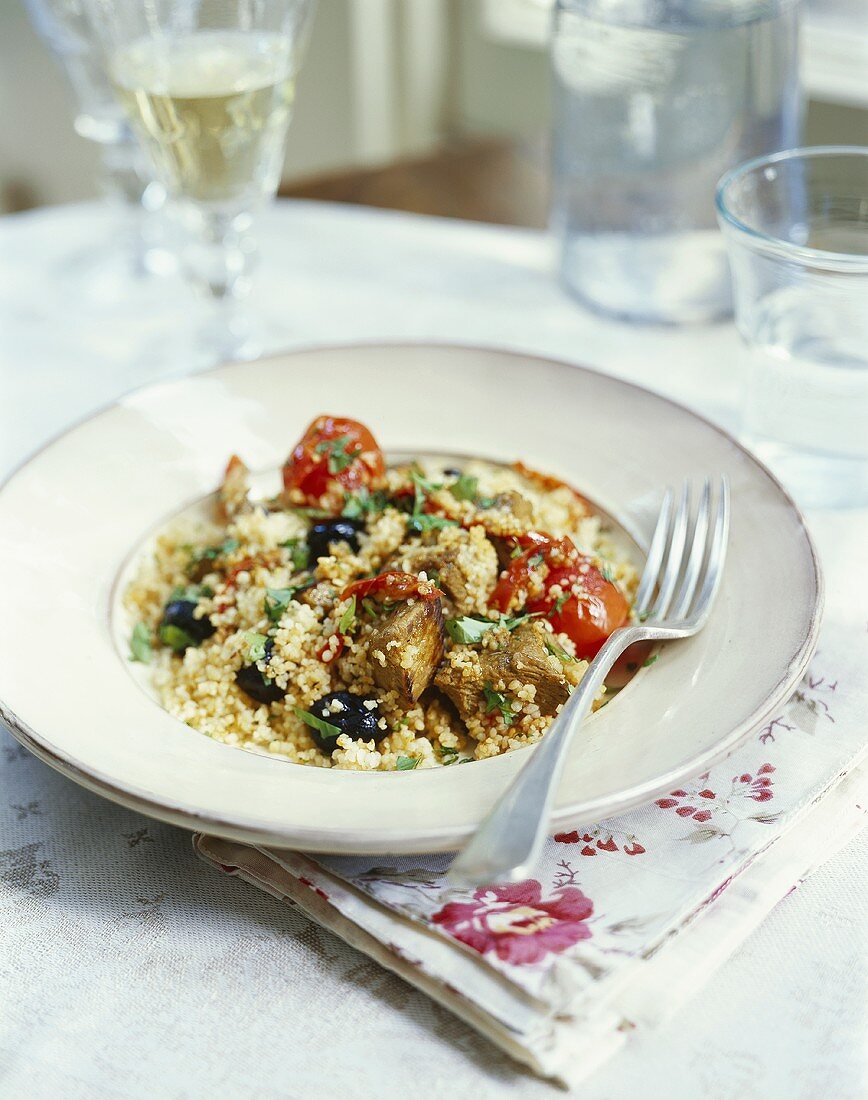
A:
529;562;630;660
282;416;386;509
491;532;629;659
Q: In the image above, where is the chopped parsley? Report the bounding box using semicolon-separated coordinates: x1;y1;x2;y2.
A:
294;707;342;743
186;537;239;568
169;584;213;603
264;587;294;624
315;435;359;475
406;470;459;534
553;593;570;613
446;616;497;644
544;637;574;663
362;597;379;619
158;623;197;653
449;474;478;502
396;755;420;770
242;631;269;663
643;653;659;667
483;684;516;726
600;562;616;583
342;487;388;519
280;538;310;571
129;623;152;664
448;474;495;509
445;613;538;645
409;513;459;533
439;745;460;766
338;595;357;635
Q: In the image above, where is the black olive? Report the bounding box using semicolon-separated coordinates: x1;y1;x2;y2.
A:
443;467;462;478
307;690;382;752
307;518;365;561
159;599;215;652
236;639;285;705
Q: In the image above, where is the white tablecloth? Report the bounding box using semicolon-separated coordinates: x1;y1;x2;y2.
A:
1;201;865;1100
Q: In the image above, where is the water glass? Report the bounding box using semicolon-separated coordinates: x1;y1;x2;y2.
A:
717;146;868;508
551;0;803;324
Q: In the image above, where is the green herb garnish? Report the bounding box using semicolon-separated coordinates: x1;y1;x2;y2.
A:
242;631;269;663
600;562;616;583
553;593;570;613
280;538;310;571
294;707;342;745
338;595;357;635
446;616;497;644
362;597;379;619
408;513;459;533
449;474;478;502
263;580;315;623
158;623;197;653
545;637;574;663
439;745;460;765
169;584;213;603
642;653;659;668
445;613;538;645
482;684;515;726
315;435;359;475
129;623;152;663
342;488;388;519
396;755;420;770
188;537;239;565
406;470;459;533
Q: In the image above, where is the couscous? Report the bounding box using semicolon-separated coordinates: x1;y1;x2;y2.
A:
125;415;638;770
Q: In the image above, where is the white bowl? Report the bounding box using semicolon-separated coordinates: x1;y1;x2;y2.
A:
0;344;822;853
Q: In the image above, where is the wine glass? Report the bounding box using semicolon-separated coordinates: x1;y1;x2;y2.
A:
24;0;175;300
87;0;316;364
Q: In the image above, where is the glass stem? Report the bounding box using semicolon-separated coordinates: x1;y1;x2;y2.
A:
180;205;261;360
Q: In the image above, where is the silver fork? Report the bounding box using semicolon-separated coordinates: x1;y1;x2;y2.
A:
446;476;730;887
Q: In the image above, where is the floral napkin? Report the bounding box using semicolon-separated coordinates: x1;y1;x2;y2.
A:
196;623;868;1085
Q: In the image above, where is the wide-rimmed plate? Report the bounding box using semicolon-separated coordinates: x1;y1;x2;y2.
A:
0;344;822;853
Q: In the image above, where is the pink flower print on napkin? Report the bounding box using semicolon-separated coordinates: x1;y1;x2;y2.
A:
432;881;593;965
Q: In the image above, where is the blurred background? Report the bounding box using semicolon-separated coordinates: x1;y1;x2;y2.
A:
3;0;866;223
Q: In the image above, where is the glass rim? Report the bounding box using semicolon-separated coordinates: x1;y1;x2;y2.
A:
715;145;868;271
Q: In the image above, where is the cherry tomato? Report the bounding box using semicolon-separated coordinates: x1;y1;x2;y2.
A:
282;416;386;508
489;534;578;613
529;563;629;660
342;570;444;603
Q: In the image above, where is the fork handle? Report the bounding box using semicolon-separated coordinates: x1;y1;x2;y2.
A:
446;625;645;887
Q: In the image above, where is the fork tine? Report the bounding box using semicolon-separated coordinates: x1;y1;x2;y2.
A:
633;487;674;616
669;477;711;620
689;476;730;625
649;480;691;619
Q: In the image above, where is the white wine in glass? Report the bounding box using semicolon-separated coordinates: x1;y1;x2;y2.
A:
89;0;315;363
112;31;295;207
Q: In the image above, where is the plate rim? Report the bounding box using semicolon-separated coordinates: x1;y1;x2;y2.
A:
0;341;824;852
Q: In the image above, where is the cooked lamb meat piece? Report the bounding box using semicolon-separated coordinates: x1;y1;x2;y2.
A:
435;622;569;721
487;490;534;524
369;598;445;702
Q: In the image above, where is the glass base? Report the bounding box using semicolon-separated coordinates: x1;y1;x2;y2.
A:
746;437;868;510
560;230;733;325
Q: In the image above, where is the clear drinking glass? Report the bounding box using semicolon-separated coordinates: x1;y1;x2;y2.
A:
717;146;868;508
87;0;315;361
551;0;803;324
24;0;174;296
